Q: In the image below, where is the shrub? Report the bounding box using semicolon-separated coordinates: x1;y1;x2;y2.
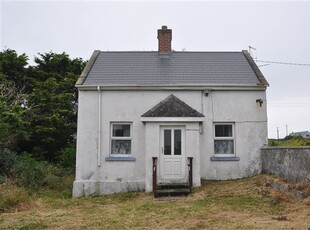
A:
0;148;17;176
268;140;279;146
11;153;46;189
56;146;76;169
42;163;72;191
268;137;310;147
0;152;74;197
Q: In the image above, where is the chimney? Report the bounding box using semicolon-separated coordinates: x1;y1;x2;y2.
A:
157;25;172;54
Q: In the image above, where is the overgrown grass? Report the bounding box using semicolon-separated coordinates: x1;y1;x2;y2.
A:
0;181;29;212
1;175;309;229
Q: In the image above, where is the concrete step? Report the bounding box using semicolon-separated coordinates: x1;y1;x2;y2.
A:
154;188;190;198
157;183;189;190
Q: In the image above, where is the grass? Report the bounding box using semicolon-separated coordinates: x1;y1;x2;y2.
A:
0;175;309;229
0;181;29;212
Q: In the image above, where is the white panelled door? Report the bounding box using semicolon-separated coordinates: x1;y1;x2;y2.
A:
159;126;186;183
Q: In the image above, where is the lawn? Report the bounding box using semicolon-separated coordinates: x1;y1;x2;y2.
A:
0;175;309;229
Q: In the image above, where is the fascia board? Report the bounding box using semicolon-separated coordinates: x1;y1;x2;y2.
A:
140;117;205;122
76;85;267;91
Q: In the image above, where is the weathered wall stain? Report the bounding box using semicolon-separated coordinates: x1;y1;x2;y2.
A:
261;147;310;183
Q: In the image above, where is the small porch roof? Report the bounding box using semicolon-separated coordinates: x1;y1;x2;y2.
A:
141;94;204;122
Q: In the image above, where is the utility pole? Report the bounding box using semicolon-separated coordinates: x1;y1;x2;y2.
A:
285;125;288;137
277;127;279;139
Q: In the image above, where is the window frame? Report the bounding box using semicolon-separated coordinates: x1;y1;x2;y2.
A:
110;122;132;157
213;123;235;157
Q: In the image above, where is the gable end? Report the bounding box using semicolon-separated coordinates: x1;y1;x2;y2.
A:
76;50;100;86
242;50;269;87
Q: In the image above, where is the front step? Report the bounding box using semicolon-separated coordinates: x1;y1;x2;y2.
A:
154;183;190;198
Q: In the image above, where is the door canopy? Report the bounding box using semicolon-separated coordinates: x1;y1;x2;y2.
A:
141;94;204;118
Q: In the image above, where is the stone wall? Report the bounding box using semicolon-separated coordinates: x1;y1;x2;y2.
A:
261;147;310;183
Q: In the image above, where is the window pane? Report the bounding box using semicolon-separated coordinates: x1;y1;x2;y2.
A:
215;125;232;137
164;130;171;155
174;129;182;155
214;140;234;154
111;140;131;154
113;124;130;137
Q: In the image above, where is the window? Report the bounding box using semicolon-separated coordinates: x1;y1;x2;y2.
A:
214;124;234;155
163;128;182;156
111;123;132;155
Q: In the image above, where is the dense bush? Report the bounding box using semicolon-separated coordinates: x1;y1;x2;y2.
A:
0;152;74;211
0;151;73;192
56;146;76;169
0;148;17;176
11;154;46;189
268;140;279;146
42;163;74;192
11;154;73;192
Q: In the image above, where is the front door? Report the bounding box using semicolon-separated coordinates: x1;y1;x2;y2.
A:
159;126;186;183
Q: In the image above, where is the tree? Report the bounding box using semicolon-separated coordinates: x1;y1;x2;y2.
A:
0;49;85;163
0;49;28;87
0;50;29;150
23;52;85;161
0;82;28;149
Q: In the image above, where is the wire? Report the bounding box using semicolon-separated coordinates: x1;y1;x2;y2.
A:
269;103;310;108
269;105;310;107
255;60;310;66
257;64;270;67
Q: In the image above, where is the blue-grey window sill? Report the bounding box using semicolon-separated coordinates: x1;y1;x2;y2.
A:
105;157;136;161
210;156;240;161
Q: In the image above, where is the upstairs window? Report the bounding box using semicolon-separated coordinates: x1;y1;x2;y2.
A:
111;123;132;155
214;124;234;155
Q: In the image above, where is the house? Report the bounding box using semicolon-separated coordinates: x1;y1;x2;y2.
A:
73;25;269;197
289;131;310;139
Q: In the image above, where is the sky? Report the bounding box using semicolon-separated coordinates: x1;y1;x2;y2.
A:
1;0;310;139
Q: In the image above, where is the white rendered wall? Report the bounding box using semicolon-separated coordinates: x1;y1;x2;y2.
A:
73;90;202;196
200;90;268;180
73;89;268;196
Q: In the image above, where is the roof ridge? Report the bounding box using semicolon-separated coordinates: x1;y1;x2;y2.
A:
99;51;243;53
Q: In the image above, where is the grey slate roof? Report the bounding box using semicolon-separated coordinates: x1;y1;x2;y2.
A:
142;94;204;117
78;51;269;87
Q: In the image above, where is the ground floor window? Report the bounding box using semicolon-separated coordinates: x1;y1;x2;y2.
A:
110;123;132;155
214;123;234;155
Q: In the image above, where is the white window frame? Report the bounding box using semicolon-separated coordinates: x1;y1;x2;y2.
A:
110;122;132;157
213;123;235;157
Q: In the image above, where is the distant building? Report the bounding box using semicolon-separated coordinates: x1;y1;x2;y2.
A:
289;131;310;139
